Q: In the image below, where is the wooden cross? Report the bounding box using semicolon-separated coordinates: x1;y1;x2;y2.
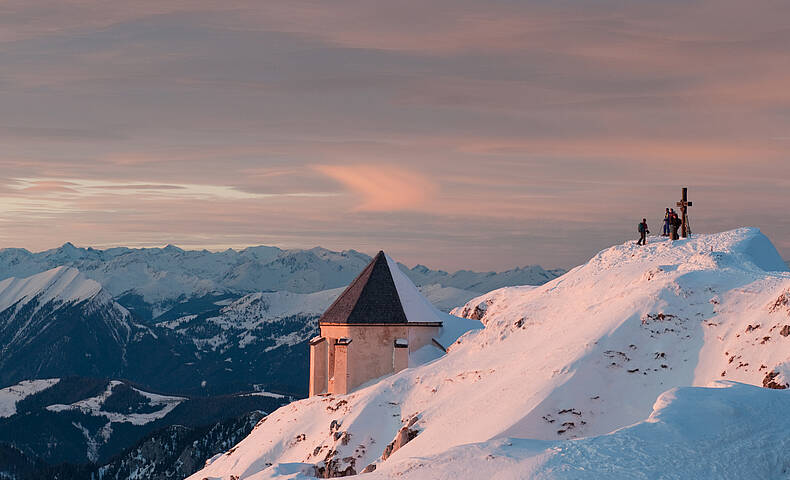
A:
676;187;692;238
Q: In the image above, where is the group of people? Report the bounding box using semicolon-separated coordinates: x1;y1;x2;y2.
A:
636;208;683;246
662;208;683;240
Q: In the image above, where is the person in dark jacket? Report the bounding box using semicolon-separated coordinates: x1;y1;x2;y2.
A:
637;218;649;245
670;210;681;240
663;208;671;236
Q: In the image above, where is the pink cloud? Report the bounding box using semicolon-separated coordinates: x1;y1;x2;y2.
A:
314;164;436;212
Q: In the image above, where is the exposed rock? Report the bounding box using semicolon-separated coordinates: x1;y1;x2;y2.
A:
768;291;790;314
763;371;788;389
642;313;677;324
470;302;489;321
314;456;356;478
380;415;420;462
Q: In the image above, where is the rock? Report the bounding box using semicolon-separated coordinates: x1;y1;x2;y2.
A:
381;415;420;462
768;291;790;314
762;371;788;389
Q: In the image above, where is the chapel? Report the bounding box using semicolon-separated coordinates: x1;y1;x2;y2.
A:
309;251;475;396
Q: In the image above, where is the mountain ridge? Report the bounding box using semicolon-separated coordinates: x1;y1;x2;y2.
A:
188;227;790;479
0;243;564;311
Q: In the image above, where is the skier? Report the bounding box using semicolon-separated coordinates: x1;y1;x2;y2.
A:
637;218;649;246
662;208;671;236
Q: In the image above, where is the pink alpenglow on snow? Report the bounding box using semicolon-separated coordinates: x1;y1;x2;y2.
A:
190;228;790;479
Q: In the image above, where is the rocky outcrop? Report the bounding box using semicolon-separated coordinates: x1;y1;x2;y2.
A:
381;414;421;462
762;371;788;389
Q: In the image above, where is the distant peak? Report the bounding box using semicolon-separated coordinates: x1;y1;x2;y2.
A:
50;242;83;258
0;266;103;312
163;244;183;252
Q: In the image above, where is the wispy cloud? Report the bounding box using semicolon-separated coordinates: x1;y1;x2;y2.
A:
314;164;436;212
8;178;274;200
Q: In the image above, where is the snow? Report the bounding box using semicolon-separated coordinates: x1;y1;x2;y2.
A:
0;378;60;418
0;244;372;306
213;289;344;331
0;244;561;310
364;382;790;480
387;254;446;325
72;421;100;463
386;253;483;351
188;228;790;479
416;283;480;312
403;262;566;294
432;312;484;350
244;392;287;399
46;381;186;426
155;314;196;329
0;266;102;312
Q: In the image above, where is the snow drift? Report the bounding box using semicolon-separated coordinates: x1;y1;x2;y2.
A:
190;228;790;479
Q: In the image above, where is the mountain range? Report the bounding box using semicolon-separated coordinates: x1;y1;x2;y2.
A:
0;243;564;318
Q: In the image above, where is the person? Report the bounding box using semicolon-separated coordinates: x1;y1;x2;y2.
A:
670;210;681;240
662;208;671;236
637;218;649;245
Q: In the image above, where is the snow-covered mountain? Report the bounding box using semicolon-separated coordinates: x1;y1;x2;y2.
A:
405;263;565;294
0;244;564;316
0;267;146;386
0;244;370;312
189;228;790;479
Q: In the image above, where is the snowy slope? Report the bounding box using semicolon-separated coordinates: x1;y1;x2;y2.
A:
0;267;145;387
416;284;480;312
159;289;345;354
365;382;790;479
0;378;59;418
0;267;133;358
189;228;790;479
0;376;291;468
0;266;103;312
46;380;186;426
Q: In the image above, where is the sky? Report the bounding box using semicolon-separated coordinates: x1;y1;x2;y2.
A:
1;0;789;271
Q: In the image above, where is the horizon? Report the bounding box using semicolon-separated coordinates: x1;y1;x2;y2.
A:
3;225;786;273
1;1;789;270
0;239;569;274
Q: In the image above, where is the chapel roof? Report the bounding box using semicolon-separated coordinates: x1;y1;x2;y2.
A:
318;251;430;325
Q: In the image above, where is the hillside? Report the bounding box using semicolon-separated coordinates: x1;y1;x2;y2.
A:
0;267;145;386
0;376;288;472
189;228;790;479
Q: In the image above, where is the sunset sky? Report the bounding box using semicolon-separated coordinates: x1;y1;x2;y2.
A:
1;0;789;270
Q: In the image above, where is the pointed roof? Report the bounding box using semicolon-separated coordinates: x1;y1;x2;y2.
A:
318;251;442;326
318;251;407;325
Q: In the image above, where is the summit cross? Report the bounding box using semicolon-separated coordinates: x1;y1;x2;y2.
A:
676;187;692;238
